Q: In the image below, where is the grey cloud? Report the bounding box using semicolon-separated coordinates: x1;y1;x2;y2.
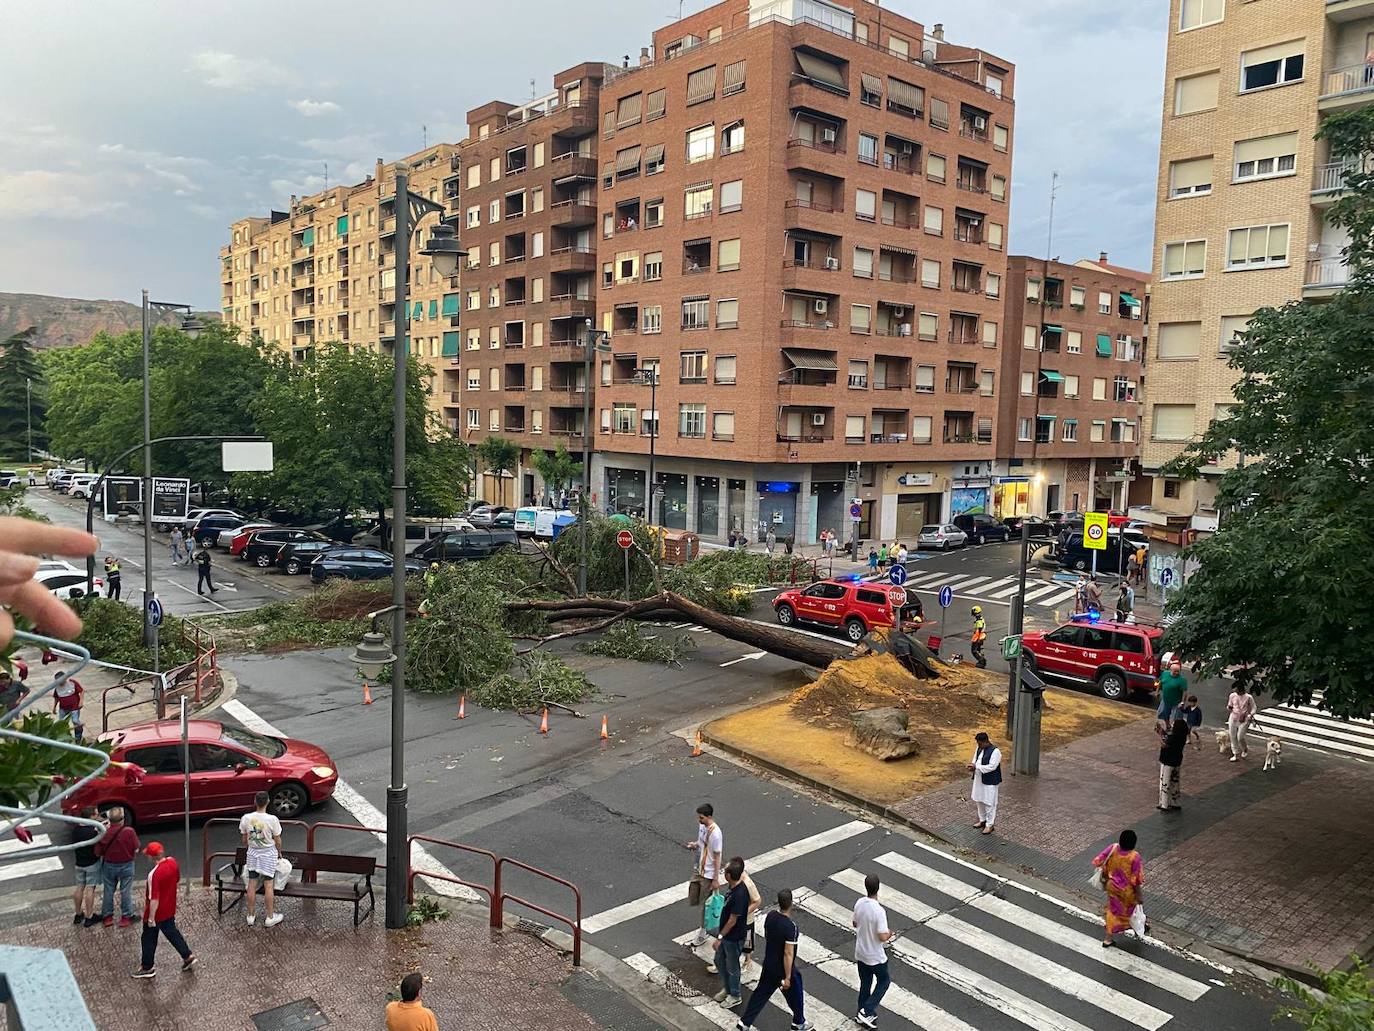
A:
189;50;295;90
289;99;342;117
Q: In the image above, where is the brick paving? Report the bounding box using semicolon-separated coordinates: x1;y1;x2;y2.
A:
892;713;1374;971
1;889;661;1030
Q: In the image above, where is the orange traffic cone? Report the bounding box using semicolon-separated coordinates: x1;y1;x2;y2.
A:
690;729;703;757
600;715;609;740
539;708;549;734
456;694;467;720
362;681;373;705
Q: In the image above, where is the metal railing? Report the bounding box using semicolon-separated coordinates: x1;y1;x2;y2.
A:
1305;256;1350;287
1313;158;1359;192
1322;63;1374;97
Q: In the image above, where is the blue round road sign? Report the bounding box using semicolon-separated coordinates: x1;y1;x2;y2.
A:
146;597;163;628
888;564;907;586
939;585;953;608
848;502;863;519
1160;568;1175;587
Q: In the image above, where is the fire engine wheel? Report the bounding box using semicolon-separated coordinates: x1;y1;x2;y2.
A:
843;618;867;643
1097;670;1128;701
776;603;796;626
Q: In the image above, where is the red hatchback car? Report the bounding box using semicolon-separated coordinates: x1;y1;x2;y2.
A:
65;720;338;827
773;576;924;643
1020;618;1163;701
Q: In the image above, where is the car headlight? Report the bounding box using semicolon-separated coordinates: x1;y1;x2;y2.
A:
311;766;335;778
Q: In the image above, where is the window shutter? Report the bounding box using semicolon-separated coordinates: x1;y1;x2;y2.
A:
929;97;949;127
1156;322;1201;359
919;312;938;337
713;411;734;436
845;415;866;438
646;88;666;120
1164;244;1185;276
442;293;460;316
617;92;643;127
1170;157;1212;191
441;332;459;356
722;60;746;95
719;179;742;210
1174;71;1218;114
603;111;615;136
861;74;883;99
1243;40;1303;68
686;65;718;105
993;124;1008;149
1152;404;1196;441
717;238;740;268
616;146;642;174
915;365;934;389
887;77;922;114
644;143;665;168
795;52;845;90
1219;315;1251;352
1234;132;1296;165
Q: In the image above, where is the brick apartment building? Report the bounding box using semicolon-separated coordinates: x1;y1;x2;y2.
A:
998;254;1148;517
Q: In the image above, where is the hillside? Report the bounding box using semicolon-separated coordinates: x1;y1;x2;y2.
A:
0;292;217;351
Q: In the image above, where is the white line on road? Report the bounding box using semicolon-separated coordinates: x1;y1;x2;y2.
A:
679;933;852;1030
0;832;63;882
719;651;767;668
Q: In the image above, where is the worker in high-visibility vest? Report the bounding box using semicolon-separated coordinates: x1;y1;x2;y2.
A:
970;605;988;669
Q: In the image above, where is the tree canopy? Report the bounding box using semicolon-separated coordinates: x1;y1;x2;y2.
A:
531;442;580;502
0;327;45;456
1160;107;1374;717
475;435;519;506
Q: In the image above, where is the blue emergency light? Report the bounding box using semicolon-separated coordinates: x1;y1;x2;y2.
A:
837;573;864;583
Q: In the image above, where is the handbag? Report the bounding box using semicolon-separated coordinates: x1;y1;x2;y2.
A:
273;857;293;891
1089;845;1116;891
702;890;725;934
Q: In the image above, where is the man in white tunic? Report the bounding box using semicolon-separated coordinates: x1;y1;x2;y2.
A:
968;731;1002;835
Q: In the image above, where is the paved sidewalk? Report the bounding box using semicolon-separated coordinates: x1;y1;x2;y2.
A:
0;888;672;1031
893;713;1374;972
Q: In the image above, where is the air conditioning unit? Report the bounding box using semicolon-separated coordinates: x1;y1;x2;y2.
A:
811;412;827;426
814;299;829;314
973;115;987;131
821;127;837;145
892;306;906;317
968;217;982;227
824;256;840;270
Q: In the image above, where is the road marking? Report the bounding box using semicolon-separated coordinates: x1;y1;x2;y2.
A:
220;699;479;902
719;651;767;668
931;575;978;590
1254;708;1374;743
0;832;64;883
680;935;852;1029
583;819;872;934
875;854;1208;1001
1021;584;1064;604
950;575;993;590
623;953;737;1029
1248;715;1374;759
986;582;1026;599
163;580;234;613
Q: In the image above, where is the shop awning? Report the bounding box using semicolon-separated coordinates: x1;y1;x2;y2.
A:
1096;333;1113;357
1036;414;1056;422
1038;370;1064;383
782;348;838;371
1041;323;1063;334
880;243;916;256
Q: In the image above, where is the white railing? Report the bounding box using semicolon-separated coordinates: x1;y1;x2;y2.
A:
1313;159;1358;192
1322;63;1374;97
1305;256;1350;287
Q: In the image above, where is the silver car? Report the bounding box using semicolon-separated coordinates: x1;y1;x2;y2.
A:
916;523;968;550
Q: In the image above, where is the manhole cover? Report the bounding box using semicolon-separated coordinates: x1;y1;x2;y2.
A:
251;998;330;1031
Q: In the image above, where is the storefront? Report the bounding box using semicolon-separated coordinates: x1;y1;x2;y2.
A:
950;472;992;516
656;471;689;529
726;478;747;538
810;480;848;542
695;475;720;537
993;477;1030;520
894;472;941;537
756;480;799;540
606;467;645;518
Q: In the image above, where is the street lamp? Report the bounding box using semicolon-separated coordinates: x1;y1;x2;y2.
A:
579;319;610;595
634;365;659;524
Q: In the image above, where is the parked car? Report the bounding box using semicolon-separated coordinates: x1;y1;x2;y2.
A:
0;469;20;488
1021;618;1164;701
62;719;338;825
241;528;329;568
1001;515;1055;538
300;515;374;543
46;468;79;488
1052;529;1149;572
467;505;512;528
66;474;100;500
916;524;968;550
773;576;924;643
183;507;244;531
189;513;246;548
224;522;278;552
51;471;80;493
350;520;468;555
491;511;516;530
309;547;425;583
952;513;1011;545
275;539;338;575
412;528;520;563
35;561;101;599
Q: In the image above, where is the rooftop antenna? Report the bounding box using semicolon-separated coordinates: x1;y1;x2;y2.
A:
323;161;328;191
422;124;428;149
530;77;537;100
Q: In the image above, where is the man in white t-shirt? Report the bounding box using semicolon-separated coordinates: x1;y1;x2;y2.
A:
686;802;723;947
851;873;893;1029
238;791;284;927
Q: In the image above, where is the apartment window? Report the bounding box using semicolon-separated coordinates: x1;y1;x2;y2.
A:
987;222;1004;250
1152;404;1195;441
1179;0;1223;31
1157;321;1202;359
488;286;500;308
918;312;938;341
860;74;882;107
856;189;877;221
643;305;662;334
1227;224;1288;269
644;251;663;281
602;262;613;288
1241;41;1304;93
920;259;940;289
717;238;740;271
716;298;738;328
467;369;480;390
993;124;1009;151
1220;314;1251;353
844;359;868;389
990;176;1006;201
613;404;636;433
532;277;544;302
979;370;995;397
1090;420;1105;442
466;329;480;350
981;320;997;347
719;179;742;213
531;187;544;212
927;153;947;183
685;183;713;218
929;97;950;130
531;231;544;259
1094;290;1110;315
1062;419;1079;442
722;120;745;154
858;133;879;165
844;416;866;443
646;88;666;121
1092;377;1107;401
712;411;735;439
1163;479;1181;499
1017;418;1031;442
465;205;480;228
923;206;943;235
1234;133;1297;182
466;290;479;311
1163;239;1207;279
489;241;500;267
601;362;611;387
1169;156;1213;197
680;351;707;382
617;92;643;128
887;76;923;115
687;124;715;163
722;60;746;97
1070;285;1086;309
466;408;480;429
679;404;707;437
1064;374;1079;398
986;272;1000;298
616;253;639;282
467;164;480;189
912;415;932;443
489;326;500;347
1174;70;1219;114
489;199;500;223
853;247;874;278
1113;375;1135;402
1066;330;1082;354
914;365;935;394
642;198;663;228
850;304;872;334
488;409;500;431
681;297;709;329
686;65;717;106
616;145;642;181
1020;371;1034;395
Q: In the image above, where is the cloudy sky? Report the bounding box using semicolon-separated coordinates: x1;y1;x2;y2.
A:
0;0;1167;310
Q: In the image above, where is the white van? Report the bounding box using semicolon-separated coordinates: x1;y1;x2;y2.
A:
514;507;543;536
534;509;576;539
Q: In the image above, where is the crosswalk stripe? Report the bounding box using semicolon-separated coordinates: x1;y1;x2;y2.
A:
0;855;64;881
583;820;873;933
1034;588;1078;608
622;953;737;1029
1021;584;1064;604
1250;718;1374;759
1253;709;1374;748
906;572;947;588
825;872;1172;1030
1286;705;1374;729
976;577;1018;594
1255;705;1374;738
933;576;978;590
952;576;993;590
874;854;1209;1001
0;833;52;858
986;582;1025;599
676;932;852;1030
801;889;1098;1031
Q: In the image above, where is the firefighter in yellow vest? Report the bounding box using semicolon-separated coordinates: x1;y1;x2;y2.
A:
970;605;988;668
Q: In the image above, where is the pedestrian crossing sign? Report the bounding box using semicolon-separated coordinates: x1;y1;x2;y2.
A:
1000;635;1021;660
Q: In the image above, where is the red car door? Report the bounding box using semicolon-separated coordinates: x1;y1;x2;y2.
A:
187;743;272;816
1075;625;1114;681
120;744;189;824
1037;626;1082;680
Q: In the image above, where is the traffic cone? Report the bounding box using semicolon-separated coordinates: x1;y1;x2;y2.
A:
690;729;703;757
362;681;373;705
600;715;609;740
456;694;467;720
539;708;549;734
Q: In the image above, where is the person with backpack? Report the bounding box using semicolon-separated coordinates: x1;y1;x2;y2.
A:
193;544;217;595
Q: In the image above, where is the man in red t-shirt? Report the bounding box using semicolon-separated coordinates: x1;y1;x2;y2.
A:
132;842;196;978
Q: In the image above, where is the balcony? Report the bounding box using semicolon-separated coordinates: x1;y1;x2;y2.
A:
1326;0;1374;21
1312;158;1361;202
782;256;841;292
549;152;598;180
447;391;462;406
1320;63;1374;110
291;271;315;287
549;200;597;226
783;198;843;234
547;294;596;318
785;137;847;176
959;122;991;144
549;245;598;272
1304;256;1349;298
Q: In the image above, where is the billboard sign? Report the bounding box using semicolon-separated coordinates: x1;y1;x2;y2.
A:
152;477;191;522
102;477;142;518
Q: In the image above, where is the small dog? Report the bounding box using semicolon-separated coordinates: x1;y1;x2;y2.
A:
1263;737;1282;771
1215;729;1231;753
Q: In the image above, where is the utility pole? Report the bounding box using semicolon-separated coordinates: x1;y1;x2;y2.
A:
1006;521;1029;737
25;378;32;464
141;291;155;664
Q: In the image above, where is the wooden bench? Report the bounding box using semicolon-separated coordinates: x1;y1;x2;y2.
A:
214;848;376;926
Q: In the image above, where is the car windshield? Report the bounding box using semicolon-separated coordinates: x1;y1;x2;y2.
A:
919;525;940;534
219;726;286;758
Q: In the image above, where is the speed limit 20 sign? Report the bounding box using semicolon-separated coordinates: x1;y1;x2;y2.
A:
1083;511;1109;551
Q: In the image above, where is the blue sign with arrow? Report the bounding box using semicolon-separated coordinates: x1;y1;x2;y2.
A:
888;564;907;586
939;585;953;608
146;597;163;628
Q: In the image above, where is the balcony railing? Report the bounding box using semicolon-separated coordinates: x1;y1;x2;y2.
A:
786;137;845;156
1305;256;1350;288
955;178;987;194
784;197;843;214
953;227;983;244
776;432;834;443
781;318;834;330
870;432;908;444
942;429;976;444
1313;158;1359;193
959;123;990;143
1322;63;1374;98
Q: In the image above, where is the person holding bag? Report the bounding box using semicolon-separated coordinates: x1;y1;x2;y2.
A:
1091;829;1146;947
1226;683;1257;761
1157;717;1190;811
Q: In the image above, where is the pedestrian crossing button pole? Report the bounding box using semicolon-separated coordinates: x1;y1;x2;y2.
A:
1013;662;1046;775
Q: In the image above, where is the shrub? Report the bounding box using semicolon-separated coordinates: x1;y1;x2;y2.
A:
72;597;195;670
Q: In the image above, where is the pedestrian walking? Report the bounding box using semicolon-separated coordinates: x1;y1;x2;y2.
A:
728;856;761;970
1158;716;1190;811
765;528;776;557
1126;549;1140;585
104;556;121;601
71;806;103;926
1115;582;1135;623
687;803;724;947
1156;657;1188;731
1092;829;1146;947
95;806;140;927
52;672;84;742
968;731;1001;833
876;542;888;569
193;544;217;595
0;668;30;715
131;842;195;978
969;606;988;669
1175;694;1203;749
728;529;738;549
851;873;892;1029
1085;575;1102;614
736;889;813;1031
867;547;878;573
895;542;908;566
711;860;749;1008
1073;573;1089;615
783;533;794;556
386;972;440;1031
1226;682;1257;762
1134;545;1147;586
169;527;186;565
240;791;285;926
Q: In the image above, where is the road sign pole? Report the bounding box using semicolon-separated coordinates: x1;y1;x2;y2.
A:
623;548;630;598
1007;521;1029;738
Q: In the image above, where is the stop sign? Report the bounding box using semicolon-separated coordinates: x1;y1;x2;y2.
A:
616;529;634;550
887;585;907;607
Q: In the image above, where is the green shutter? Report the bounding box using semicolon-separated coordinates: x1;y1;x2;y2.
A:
441;293;460;316
336;215;349;236
1095;334;1113;357
412;301;424;321
1038;370;1064;383
301;227;314;247
442;331;460;356
428;299;438;319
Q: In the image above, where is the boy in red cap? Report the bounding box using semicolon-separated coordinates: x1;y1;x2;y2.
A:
131;842;196;979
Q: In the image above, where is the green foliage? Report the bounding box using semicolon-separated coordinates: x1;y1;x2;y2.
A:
0;483;48;523
531;442;580;501
1159;106;1374;717
404;895;449;928
71;597;195;670
0;327;45;454
1276;958;1374;1031
0;710;112;812
411;428;471;518
664;549;816;614
576;622;695;667
475;435;519;506
550;513;660;598
479;649;595;711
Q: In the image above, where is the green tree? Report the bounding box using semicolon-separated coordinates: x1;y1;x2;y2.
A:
42;331;142;465
1276;958;1374;1030
0;327;45;457
475;435;519;507
531;442;580;503
411;426;471;518
1160;106;1374;718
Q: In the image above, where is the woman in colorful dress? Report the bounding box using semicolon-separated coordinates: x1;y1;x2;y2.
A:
1092;828;1145;947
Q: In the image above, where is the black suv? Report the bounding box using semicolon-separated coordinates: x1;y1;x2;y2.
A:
242;529;329;568
952;513;1011;545
275;540;337;575
412;529;519;562
189;514;245;547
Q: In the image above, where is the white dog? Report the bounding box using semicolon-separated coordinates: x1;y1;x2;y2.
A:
1263;737;1282;771
1215;729;1231;753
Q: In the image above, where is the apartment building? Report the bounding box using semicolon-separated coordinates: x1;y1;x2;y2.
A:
998;255;1147;516
220;144;463;417
1144;0;1362;538
590;0;1015;543
454;66;610;504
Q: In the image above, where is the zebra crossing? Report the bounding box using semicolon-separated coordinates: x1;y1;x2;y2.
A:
897;569;1079;611
603;830;1262;1031
1252;691;1374;761
0;820;63;885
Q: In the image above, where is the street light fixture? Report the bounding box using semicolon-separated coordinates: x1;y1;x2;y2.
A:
423;221;465;279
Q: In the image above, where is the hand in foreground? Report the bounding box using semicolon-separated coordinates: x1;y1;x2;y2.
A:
0;517;99;650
